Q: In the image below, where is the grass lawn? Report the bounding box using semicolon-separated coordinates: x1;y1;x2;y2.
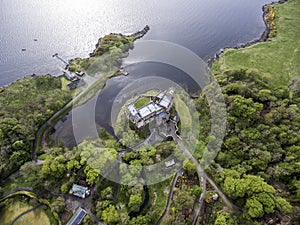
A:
60;76;71;91
0;200;50;225
14;207;50;225
134;97;150;109
174;94;192;130
211;0;300;87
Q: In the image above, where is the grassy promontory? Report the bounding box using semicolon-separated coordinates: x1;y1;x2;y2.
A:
68;25;150;75
212;0;300;87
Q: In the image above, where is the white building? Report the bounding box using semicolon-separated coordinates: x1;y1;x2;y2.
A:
126;88;174;128
69;184;90;199
165;159;175;168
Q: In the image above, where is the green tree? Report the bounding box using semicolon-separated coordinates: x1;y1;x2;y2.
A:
67;158;81;171
184;160;197;176
191;185;202;198
245;197;264;218
51;197;65;213
61;183;69;194
214;212;235;225
121;130;140;147
129;215;150;225
255;192;275;214
101;187;113;200
82;215;95;225
129;193;143;212
84;166;99;186
229;95;263;123
275;197;292;214
101;205;120;224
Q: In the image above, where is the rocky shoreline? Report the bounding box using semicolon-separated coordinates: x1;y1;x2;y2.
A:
207;0;287;67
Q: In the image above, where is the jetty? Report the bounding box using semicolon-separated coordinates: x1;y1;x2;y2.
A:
52;53;68;66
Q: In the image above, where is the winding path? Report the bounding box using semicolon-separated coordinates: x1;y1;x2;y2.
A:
155;168;183;225
191;177;206;225
172;131;241;211
32;74;98;162
0;187;33;199
167;121;241;222
10;204;42;225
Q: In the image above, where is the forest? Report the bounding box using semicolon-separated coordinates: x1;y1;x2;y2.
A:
195;69;299;224
0;75;72;180
1;69;298;225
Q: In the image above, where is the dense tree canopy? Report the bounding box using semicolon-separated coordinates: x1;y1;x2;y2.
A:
0;75;72;179
196;69;299;223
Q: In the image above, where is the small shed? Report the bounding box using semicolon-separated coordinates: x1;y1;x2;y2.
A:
165;159;175;168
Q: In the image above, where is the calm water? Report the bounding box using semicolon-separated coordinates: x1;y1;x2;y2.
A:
0;0;272;87
53;62;202;147
1;0;274;146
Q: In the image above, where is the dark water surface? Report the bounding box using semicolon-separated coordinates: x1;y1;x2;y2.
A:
1;0;272;87
1;0;274;145
53;62;201;147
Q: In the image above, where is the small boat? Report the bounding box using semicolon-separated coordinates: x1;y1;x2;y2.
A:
21;48;26;51
120;69;129;76
33;39;38;41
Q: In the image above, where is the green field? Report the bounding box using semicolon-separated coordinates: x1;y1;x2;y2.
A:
0;200;50;225
134;97;150;109
174;94;192;130
212;0;300;87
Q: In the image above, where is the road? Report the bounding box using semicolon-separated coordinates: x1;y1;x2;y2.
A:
173;132;240;211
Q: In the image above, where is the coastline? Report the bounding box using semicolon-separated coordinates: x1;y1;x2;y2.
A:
89;25;150;57
67;25;150;73
207;0;286;67
32;26;151;157
0;26;150;89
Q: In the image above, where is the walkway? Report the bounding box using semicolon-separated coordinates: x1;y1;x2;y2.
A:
155;168;183;225
168;121;241;221
191;177;206;225
10;204;42;225
0;187;33;199
32;73;99;162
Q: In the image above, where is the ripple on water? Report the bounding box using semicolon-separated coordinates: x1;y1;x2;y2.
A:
0;0;273;86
